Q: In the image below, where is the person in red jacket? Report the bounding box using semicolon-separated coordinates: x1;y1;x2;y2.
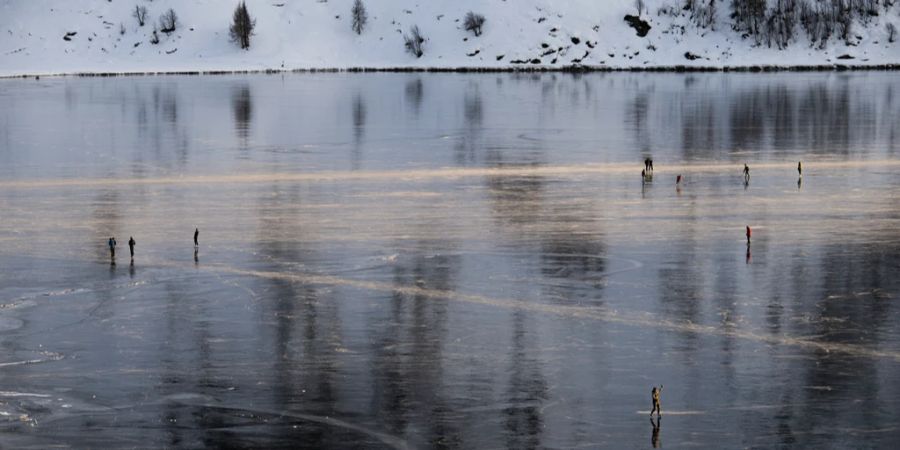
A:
746;226;752;244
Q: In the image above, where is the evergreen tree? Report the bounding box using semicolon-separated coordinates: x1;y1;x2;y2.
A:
230;1;256;49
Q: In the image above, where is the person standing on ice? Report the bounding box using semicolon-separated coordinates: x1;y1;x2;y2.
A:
128;236;135;260
650;385;663;417
743;164;750;182
746;226;752;245
194;228;199;247
798;161;802;177
108;237;117;260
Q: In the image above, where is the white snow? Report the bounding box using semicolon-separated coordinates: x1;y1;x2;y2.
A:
1;0;898;76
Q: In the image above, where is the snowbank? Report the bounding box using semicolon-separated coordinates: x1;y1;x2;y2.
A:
1;0;898;77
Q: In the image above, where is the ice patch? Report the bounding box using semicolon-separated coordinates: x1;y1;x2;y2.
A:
0;317;24;332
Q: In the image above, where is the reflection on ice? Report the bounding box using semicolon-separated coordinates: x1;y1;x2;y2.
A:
0;73;899;448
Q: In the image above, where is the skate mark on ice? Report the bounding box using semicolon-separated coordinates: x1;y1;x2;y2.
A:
192;264;900;362
636;410;705;415
4;160;900;189
0;351;64;369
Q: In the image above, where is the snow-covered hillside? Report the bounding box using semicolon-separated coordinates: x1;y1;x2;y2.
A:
1;0;898;76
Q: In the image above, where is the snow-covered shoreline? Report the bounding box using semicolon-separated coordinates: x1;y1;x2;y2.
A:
5;64;900;80
2;0;898;78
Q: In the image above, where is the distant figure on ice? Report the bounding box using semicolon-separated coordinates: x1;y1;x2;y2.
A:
194;228;199;247
743;164;750;182
798;161;802;177
649;158;653;172
644;158;650;172
642;169;647;182
128;236;135;259
650;385;663;417
108;237;117;260
676;175;682;185
746;226;752;245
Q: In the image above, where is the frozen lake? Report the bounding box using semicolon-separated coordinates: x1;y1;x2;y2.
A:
1;72;899;448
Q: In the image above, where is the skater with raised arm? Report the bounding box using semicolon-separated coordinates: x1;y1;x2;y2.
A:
650;385;663;417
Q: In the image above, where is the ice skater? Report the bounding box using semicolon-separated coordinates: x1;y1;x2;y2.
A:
650;385;663;417
649;158;654;172
128;236;135;260
194;228;199;247
108;237;117;260
644;158;650;172
746;225;752;245
798;161;802;177
743;164;750;183
642;169;647;182
676;174;682;185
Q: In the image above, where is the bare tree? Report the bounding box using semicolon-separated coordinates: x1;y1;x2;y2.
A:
463;11;486;36
230;1;256;49
404;25;425;58
159;8;177;34
688;0;717;29
838;8;852;43
133;5;148;27
731;0;768;43
765;0;798;49
351;0;368;35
